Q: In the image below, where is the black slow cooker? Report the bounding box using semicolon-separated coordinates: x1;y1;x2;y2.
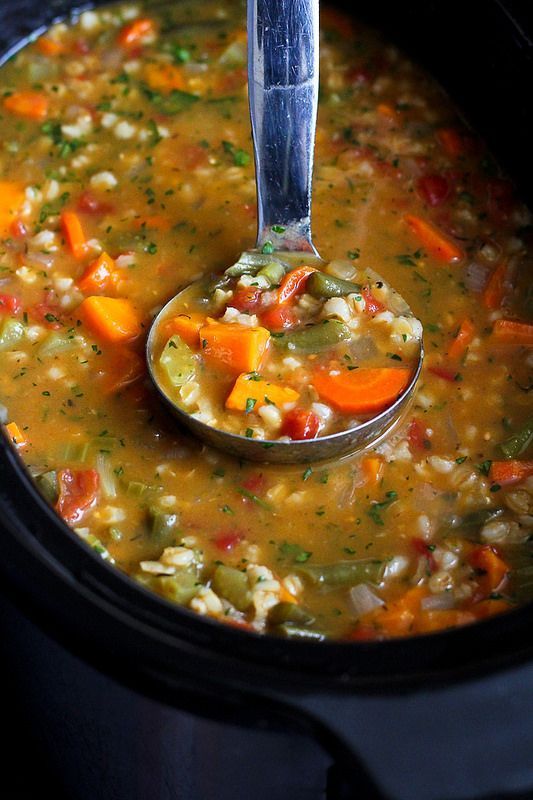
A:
1;2;533;798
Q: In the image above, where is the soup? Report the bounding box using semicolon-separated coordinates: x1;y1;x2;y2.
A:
0;0;532;640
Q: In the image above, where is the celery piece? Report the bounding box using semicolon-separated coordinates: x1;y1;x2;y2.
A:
76;530;115;563
96;453;117;498
0;319;24;351
211;564;252;611
35;470;59;504
498;419;533;460
58;440;90;462
38;331;79;358
297;560;385;588
257;261;286;286
148;506;179;540
137;573;200;605
159;335;196;387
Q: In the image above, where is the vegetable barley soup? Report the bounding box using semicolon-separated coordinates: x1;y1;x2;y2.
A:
1;0;532;641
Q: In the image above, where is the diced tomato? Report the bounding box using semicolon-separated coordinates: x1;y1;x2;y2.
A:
278;266;317;304
241;473;265;494
9;219;27;239
416;174;450;207
411;537;437;572
281;408;320;440
408;418;431;452
77;190;113;215
56;468;100;525
260;303;296;331
214;531;243;552
30;301;63;329
0;294;21;315
230;287;262;312
362;286;385;314
428;365;457;382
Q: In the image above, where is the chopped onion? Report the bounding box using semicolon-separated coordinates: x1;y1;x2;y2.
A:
348;583;385;617
421;592;455;611
463;261;490;294
325;259;356;280
26;250;55;270
96;453;117;499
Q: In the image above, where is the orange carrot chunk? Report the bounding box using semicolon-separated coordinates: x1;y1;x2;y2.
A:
78;296;143;343
312;367;412;415
361;456;384;484
3;91;48;121
163;312;205;348
468;545;509;596
5;422;27;447
61;210;89;260
404;214;463;263
199;320;270;374
78;252;120;295
36;37;65;56
225;372;299;412
117;18;156;47
0;182;25;235
483;260;508;309
490;460;533;486
492;319;533;346
447;318;475;360
144;63;184;92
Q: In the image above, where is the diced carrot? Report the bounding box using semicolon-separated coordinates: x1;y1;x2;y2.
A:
492;319;533;346
489;460;533;486
278;584;298;604
225;372;299;412
369;586;428;637
5;422;27;447
3;91;49;121
61;210;89;260
312;366;412;415
469;545;509;596
278;266;317;304
416;609;476;634
133;214;172;231
199;320;270;374
483;260;508;309
469;597;512;620
404;214;463;263
77;252;120;295
377;103;399;121
0;181;25;236
436;127;464;158
361;455;383;484
117;17;156;48
144;63;184;92
163;312;205;348
101;349;145;395
447;318;475;360
78;296;143;343
36;37;65;56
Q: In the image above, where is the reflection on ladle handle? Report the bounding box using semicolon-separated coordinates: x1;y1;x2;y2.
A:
247;0;319;254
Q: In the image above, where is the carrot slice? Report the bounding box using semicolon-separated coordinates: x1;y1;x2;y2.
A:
492;319;533;346
199;320;270;374
3;91;48;121
0;182;25;236
117;17;156;47
5;422;26;447
36;37;65;56
312;367;412;415
468;545;509;596
483;260;508;309
490;460;533;486
61;211;89;260
163;312;205;348
361;456;383;484
278;266;317;304
404;214;463;263
78;252;120;295
144;63;184;92
78;296;143;343
225;372;299;412
447;318;475;360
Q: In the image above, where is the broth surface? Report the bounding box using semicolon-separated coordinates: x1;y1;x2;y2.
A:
0;0;532;640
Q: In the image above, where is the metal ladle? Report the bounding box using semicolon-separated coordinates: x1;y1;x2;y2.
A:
146;0;423;464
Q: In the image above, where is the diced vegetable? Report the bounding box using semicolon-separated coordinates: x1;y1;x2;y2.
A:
404;214;463;263
0;318;24;351
5;421;26;447
160;335;196;387
148;506;179;540
490;460;533;486
277;266;317;304
3;91;48;121
0;182;25;235
162;313;205;348
280;408;320;440
492;319;533;346
260;303;296;331
101;349;145;394
199;320;270;374
447;318;475;360
138;572;200;605
38;331;79;358
117;17;156;47
306;271;361;298
61;211;89;260
56;468;99;524
225;372;299;412
361;456;383;484
313;366;412;415
273;319;351;352
78;296;143;343
436;127;465;158
95;453;117;499
211;564;252;611
257;261;286;286
35;470;59;504
483;260;508;309
268;602;314;626
498;419;533;460
468;545;509;596
298;559;385;587
144;63;184;92
78;252;120;295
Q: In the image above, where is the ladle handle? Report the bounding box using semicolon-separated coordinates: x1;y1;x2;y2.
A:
248;0;319;253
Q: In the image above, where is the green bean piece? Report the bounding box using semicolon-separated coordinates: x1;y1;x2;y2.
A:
224;262;260;278
138;573;200;605
277;624;326;641
498;419;533;460
148;507;179;539
298;559;385;587
159;335;196;387
36;470;59;504
306;271;361;299
0;319;24;351
272;320;351;353
257;261;286;286
268;601;315;627
211;564;252;611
